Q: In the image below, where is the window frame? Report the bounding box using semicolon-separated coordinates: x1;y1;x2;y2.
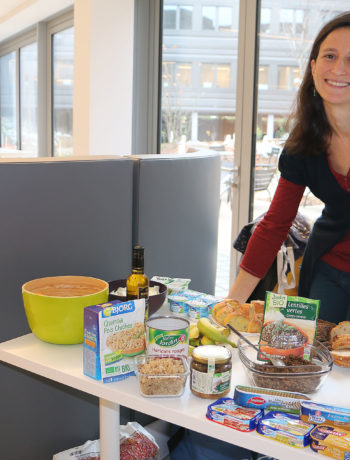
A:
46;11;74;157
0;8;74;157
0;28;37;151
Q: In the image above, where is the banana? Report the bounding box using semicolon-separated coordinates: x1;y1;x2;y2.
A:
200;335;215;345
197;317;237;348
189;324;200;339
189;338;200;347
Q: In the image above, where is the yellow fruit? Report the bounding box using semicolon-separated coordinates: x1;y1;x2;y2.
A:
189;324;200;339
217;326;230;337
189;338;200;347
201;335;215;345
188;345;195;356
197;318;236;348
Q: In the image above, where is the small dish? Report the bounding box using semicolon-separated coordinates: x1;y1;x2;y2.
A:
134;355;189;398
109;279;167;316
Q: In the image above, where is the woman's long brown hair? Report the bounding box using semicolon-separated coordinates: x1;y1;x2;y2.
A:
284;12;350;156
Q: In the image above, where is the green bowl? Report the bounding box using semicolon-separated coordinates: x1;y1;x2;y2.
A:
22;275;109;344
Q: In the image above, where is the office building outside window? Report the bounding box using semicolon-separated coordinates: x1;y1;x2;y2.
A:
52;26;74;157
20;43;38;154
0;52;17;149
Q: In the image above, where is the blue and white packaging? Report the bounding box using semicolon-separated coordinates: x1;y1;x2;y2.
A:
83;299;146;383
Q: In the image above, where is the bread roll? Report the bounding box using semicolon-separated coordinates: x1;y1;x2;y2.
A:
225;311;250;332
332;335;350;350
251;300;265;315
248;312;263;333
331;349;350;367
330;321;350;343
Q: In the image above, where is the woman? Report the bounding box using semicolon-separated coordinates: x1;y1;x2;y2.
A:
228;12;350;323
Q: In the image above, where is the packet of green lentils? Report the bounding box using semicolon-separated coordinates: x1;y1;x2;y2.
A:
258;291;320;362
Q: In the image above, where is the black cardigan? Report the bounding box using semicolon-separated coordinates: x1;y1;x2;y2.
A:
278;150;350;297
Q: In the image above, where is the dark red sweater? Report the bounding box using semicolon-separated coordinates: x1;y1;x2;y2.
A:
240;160;350;279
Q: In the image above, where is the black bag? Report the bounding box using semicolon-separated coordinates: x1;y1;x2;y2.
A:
233;212;310;301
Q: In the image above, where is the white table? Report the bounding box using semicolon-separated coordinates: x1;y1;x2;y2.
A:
1;333;349;460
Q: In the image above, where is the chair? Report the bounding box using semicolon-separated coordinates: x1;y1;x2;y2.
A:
254;164;276;200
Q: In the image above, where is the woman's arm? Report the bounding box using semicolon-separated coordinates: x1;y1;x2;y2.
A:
227;268;261;303
227;177;305;302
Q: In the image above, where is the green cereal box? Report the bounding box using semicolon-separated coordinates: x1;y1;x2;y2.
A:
83;299;145;383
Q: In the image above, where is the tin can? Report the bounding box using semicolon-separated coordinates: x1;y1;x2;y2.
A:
145;315;190;357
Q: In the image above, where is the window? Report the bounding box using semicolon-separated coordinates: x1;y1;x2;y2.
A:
178;63;192;86
201;63;230;88
164;5;177;29
202;6;234;31
180;6;192;29
218;7;233;31
277;66;300;90
201;63;215;88
0;9;73;157
52;26;74;157
260;8;271;33
258;65;269;90
0;52;17;149
280;8;304;35
163;61;192;87
20;43;38;153
202;6;215;30
163;5;193;30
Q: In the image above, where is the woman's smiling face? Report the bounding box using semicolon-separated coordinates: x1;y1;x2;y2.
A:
311;27;350;108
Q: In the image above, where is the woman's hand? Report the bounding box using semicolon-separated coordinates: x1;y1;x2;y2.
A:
227;268;261;303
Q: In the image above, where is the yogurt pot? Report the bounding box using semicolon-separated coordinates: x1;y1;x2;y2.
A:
188;299;209;320
168;294;189;316
145;315;190;357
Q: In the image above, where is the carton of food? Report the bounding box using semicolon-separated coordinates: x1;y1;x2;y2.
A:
83;299;145;383
234;385;310;415
257;411;314;448
301;401;350;430
206;397;263;432
310;425;350;459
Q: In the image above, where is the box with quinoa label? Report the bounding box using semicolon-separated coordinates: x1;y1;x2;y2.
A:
258;292;320;361
83;299;146;383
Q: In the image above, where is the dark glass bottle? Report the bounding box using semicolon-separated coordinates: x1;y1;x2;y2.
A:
126;245;149;319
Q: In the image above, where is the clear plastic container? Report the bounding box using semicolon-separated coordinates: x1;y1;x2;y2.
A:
135;355;189;397
238;334;333;394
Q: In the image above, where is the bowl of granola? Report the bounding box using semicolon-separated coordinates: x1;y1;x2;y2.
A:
134;355;189;397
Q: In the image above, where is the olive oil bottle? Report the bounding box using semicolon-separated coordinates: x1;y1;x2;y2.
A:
126;245;149;319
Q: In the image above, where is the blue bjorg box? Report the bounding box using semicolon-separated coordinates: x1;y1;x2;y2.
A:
83;299;145;383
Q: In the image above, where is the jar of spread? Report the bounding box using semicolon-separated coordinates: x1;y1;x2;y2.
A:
190;345;232;399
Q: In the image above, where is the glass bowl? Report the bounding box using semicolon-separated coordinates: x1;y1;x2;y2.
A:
134;355;189;398
238;334;333;394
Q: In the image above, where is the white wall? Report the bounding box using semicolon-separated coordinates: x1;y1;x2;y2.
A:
89;0;135;156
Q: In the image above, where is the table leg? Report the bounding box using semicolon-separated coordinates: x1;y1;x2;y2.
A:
100;398;120;460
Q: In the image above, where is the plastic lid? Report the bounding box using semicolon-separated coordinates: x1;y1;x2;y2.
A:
192;345;231;364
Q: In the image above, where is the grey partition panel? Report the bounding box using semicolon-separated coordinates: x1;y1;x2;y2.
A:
0;158;133;460
134;152;221;294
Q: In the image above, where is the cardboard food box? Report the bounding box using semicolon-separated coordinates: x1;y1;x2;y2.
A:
83;299;145;383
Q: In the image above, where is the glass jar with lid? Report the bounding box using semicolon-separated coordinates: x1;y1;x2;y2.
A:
190;345;232;399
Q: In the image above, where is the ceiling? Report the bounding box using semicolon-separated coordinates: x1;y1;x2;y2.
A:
0;0;73;42
0;0;37;25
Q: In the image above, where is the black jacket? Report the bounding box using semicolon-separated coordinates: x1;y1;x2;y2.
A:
279;150;350;297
